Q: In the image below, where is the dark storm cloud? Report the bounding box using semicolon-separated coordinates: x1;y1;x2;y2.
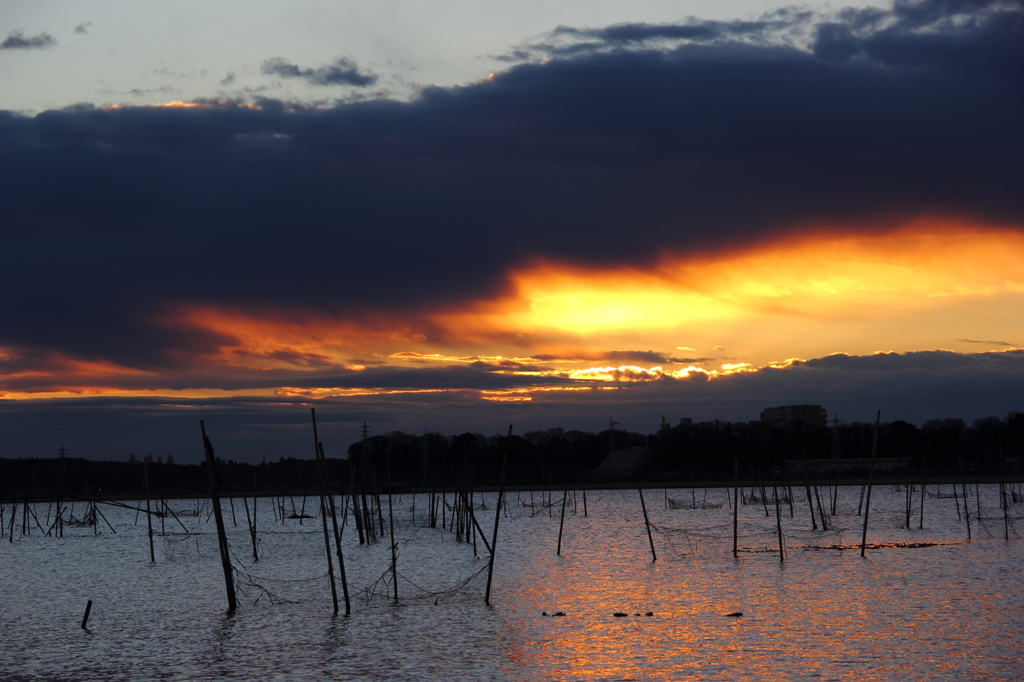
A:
1;30;57;49
0;0;1022;374
260;57;378;86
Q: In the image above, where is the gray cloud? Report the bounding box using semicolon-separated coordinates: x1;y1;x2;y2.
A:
73;22;92;35
260;56;377;87
1;30;57;50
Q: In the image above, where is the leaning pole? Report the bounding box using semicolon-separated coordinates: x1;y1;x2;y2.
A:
201;421;237;612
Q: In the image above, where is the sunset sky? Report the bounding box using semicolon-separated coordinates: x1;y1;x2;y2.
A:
1;0;1022;462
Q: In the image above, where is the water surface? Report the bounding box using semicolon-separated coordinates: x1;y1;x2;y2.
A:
2;485;1021;680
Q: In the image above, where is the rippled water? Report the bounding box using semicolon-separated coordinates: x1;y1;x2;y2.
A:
2;484;1022;681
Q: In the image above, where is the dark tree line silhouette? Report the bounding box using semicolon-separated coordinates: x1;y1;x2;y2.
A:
1;413;1021;497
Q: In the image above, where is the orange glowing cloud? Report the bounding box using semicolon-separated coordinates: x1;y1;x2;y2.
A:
9;218;1021;400
429;219;1024;367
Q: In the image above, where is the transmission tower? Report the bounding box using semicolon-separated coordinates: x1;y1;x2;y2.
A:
608;417;621;453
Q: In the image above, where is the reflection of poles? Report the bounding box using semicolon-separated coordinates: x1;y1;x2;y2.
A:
485;425;513;606
638;485;657;562
860;410;881;558
200;420;237;612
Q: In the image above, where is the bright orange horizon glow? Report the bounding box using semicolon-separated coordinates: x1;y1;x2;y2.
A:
491;220;1024;334
3;218;1023;399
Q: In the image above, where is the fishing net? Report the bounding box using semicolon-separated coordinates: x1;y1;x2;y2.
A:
653;521;848;557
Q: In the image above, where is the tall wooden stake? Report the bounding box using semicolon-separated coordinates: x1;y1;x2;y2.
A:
773;480;784;562
200;421;237;612
557;488;568;555
638;485;657;562
320;444;350;614
860;409;881;558
310;409;339;614
484;425;512;606
386;440;398;603
144;459;155;563
733;461;739;558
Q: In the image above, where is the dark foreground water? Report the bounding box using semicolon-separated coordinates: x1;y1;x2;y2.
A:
2;485;1022;681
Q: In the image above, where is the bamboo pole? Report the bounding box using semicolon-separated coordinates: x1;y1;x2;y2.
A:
773;480;784;562
310;410;339;615
386;439;398;603
81;600;93;629
320;446;350;615
557;488;568;556
200;421;237;612
484;425;513;606
733;461;739;558
242;496;258;562
961;479;972;540
918;471;926;530
144;460;155;563
638;485;657;562
860;409;881;558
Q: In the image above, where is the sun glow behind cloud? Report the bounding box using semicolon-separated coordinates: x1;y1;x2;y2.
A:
2;220;1023;400
441;220;1024;366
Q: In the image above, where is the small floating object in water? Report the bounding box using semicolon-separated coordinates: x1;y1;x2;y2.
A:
645;612;653;617
613;612;628;617
726;612;743;617
552;612;566;617
542;612;548;616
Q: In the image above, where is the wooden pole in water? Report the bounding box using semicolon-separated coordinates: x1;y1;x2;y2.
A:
638;485;657;562
860;409;881;558
200;420;237;612
242;496;258;562
918;470;926;530
144;459;155;563
310;410;339;614
557;488;568;556
961;478;972;540
320;444;350;614
386;439;398;603
484;425;513;606
733;461;739;558
773;481;785;562
81;600;93;629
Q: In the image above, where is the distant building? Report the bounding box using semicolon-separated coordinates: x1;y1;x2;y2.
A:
760;404;827;427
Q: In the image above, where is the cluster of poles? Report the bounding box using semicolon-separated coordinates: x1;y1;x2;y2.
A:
6;406;1021;620
196;416;515;614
